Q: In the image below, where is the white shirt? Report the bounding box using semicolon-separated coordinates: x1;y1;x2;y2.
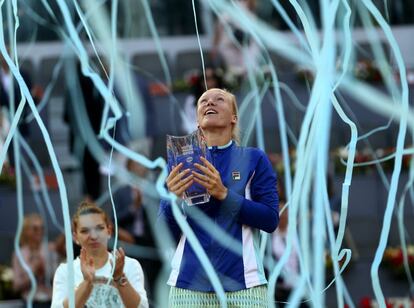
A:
0;107;10;164
272;230;300;289
51;253;148;308
0;68;12;94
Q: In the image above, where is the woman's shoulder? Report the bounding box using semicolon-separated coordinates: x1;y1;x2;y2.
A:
235;145;267;158
55;257;81;272
124;256;144;273
124;255;141;267
234;146;274;172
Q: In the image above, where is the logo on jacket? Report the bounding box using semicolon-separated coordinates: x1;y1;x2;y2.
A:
232;171;241;180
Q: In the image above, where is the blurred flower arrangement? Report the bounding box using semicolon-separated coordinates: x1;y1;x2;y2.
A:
0;164;16;187
359;296;413;308
354;59;382;83
148;82;170;96
294;60;383;84
172;68;239;93
333;146;413;174
267;150;297;176
268;146;413;176
0;264;15;300
382;245;414;280
171;72;196;92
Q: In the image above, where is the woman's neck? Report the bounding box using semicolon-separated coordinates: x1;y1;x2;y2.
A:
202;129;232;147
91;250;109;269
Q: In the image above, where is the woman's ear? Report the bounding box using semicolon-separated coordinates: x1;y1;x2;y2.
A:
231;114;237;124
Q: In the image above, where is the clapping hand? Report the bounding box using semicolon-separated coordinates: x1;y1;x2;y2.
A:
80;248;95;283
111;247;125;280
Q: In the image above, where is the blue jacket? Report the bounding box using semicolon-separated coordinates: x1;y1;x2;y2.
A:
159;140;279;292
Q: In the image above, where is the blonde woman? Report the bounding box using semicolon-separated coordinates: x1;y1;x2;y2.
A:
12;214;58;307
160;88;279;307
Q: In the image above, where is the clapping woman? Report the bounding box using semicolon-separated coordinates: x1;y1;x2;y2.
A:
51;201;148;308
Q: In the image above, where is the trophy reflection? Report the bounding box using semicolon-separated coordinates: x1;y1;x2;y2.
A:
167;130;210;205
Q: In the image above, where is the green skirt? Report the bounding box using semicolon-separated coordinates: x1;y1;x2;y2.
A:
169;285;269;308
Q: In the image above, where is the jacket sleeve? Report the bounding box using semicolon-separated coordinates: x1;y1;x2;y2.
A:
223;152;279;233
158;199;182;242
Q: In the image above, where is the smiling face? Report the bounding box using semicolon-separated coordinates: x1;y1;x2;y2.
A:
197;88;237;134
73;213;111;256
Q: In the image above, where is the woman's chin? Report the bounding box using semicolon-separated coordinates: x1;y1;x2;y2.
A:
86;243;106;253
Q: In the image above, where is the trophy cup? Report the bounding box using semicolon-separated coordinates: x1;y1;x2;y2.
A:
166;130;210;205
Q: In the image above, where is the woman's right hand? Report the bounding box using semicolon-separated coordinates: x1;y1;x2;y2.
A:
166;163;193;198
80;248;95;283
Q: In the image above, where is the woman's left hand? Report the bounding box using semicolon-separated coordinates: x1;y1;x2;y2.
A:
193;156;228;200
112;247;125;280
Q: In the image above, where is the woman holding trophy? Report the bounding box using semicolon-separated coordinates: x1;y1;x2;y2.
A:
160;88;279;307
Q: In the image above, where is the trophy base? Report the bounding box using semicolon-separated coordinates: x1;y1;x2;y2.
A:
185;193;210;206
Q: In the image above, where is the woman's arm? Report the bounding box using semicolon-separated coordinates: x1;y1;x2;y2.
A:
12;250;31;293
115;276;142;308
53;248;95;308
225;154;279;232
52;264;94;308
158;163;192;241
62;280;93;308
12;247;46;293
193;154;279;233
113;249;148;308
158;199;182;241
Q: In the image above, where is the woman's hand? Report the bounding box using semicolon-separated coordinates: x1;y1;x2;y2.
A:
80;248;95;283
112;248;125;280
193;157;228;200
166;163;194;198
29;253;45;277
33;257;45;278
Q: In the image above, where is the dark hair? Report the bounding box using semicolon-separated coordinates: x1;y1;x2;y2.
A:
192;66;225;103
72;201;112;231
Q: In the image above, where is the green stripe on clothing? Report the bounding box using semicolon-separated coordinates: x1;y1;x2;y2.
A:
169;285;268;308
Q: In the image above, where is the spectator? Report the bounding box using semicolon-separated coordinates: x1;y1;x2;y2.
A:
272;203;302;307
12;214;59;308
211;0;260;76
127;72;157;159
0;49;42;167
64;61;103;200
51;200;148;307
0;106;10;165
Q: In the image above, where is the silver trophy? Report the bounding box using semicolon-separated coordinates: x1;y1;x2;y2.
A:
167;130;210;205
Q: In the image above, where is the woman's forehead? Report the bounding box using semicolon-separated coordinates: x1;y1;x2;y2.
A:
199;88;227;99
78;213;105;226
29;217;43;224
